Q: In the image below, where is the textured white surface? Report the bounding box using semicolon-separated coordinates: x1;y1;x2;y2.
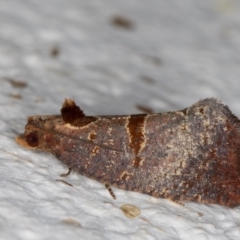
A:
1;0;240;239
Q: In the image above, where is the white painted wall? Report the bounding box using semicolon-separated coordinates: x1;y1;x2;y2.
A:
1;1;240;239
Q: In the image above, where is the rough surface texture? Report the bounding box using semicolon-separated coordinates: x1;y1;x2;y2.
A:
17;98;240;207
1;0;240;239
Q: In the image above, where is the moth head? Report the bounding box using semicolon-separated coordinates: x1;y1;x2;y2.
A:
16;116;56;152
16;127;45;149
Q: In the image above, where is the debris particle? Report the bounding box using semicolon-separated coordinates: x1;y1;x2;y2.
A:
120;204;140;218
62;218;82;227
9;93;22;99
50;46;60;57
136;104;154;114
140;75;155;84
111;15;134;29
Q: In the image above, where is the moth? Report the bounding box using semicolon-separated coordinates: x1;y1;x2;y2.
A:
16;98;240;207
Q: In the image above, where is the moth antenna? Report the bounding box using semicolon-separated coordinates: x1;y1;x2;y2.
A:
105;183;116;199
60;168;72;177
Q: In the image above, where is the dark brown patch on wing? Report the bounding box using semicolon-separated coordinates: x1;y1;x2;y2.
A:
199;107;204;114
127;115;146;167
89;133;96;141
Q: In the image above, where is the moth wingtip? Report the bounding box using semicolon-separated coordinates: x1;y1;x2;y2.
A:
61;98;85;124
62;98;76;108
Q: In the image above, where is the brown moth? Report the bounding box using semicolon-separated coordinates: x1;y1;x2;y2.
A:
16;99;240;207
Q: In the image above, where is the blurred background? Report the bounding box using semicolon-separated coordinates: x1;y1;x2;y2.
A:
1;1;240;239
1;0;240;117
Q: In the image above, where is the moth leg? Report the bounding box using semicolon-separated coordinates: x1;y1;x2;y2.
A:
105;183;116;199
167;196;185;207
172;200;185;207
60;168;72;177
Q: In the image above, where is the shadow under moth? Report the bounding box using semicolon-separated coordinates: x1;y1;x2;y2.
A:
16;98;240;207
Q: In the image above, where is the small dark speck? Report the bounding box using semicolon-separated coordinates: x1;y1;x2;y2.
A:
143;55;163;66
136;104;154;114
50;46;60;57
111;15;134;30
140;75;155;84
3;77;27;88
62;218;82;227
9;93;22;99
